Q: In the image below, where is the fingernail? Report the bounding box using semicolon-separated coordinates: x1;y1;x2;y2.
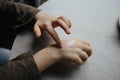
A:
59;44;62;48
68;29;71;34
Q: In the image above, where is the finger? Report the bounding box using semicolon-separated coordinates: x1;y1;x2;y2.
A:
64;54;83;65
47;25;62;48
68;19;72;27
80;44;92;56
79;50;89;62
75;48;88;62
81;40;90;46
74;42;92;56
34;24;41;38
74;55;83;64
58;16;72;28
56;19;71;34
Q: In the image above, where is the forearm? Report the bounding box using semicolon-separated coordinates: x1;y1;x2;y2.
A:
33;46;60;73
0;52;40;80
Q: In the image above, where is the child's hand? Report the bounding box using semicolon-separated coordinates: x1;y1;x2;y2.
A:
54;38;92;64
34;11;71;47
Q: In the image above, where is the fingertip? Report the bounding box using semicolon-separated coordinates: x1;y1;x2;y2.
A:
34;24;41;39
64;28;71;34
68;20;72;28
47;26;62;48
54;41;62;48
57;41;63;48
67;29;71;34
34;30;41;39
36;32;41;39
86;46;92;57
88;48;92;56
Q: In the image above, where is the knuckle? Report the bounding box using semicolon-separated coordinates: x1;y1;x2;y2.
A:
41;23;48;29
75;48;81;54
56;19;61;23
86;41;90;45
60;16;64;18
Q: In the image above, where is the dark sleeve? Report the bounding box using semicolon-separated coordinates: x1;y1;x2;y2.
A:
0;52;40;80
0;0;40;31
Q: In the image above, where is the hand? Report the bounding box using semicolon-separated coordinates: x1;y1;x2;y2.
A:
34;11;72;47
53;38;92;64
33;38;92;72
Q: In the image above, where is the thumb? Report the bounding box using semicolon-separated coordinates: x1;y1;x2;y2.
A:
33;24;41;38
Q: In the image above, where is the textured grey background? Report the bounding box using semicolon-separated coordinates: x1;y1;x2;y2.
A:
10;0;120;80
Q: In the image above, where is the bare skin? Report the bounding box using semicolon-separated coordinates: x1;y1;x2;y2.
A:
33;38;92;73
34;11;72;48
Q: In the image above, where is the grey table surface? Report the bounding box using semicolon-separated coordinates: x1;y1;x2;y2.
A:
10;0;120;80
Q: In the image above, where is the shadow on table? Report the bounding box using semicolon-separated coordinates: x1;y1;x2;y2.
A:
42;62;81;78
31;31;55;53
117;26;120;36
117;19;120;39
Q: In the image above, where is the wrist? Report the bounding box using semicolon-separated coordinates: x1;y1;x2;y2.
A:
47;46;61;62
33;46;61;73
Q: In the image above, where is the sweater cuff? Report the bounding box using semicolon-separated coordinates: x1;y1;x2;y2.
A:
24;53;41;80
13;52;41;80
0;52;40;80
